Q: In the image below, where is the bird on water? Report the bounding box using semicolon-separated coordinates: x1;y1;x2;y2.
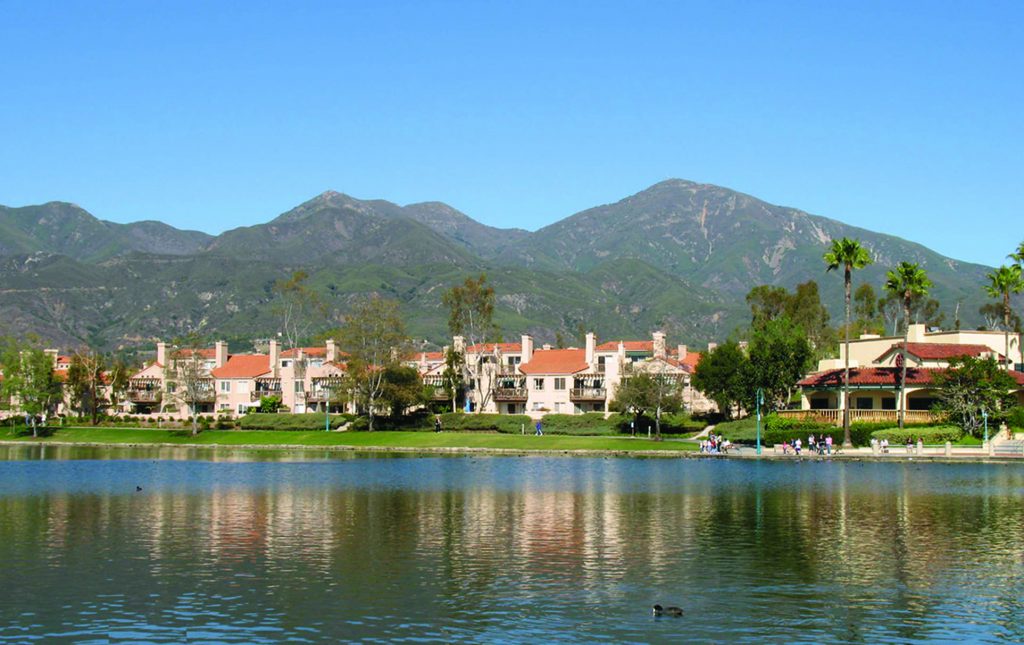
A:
652;604;683;617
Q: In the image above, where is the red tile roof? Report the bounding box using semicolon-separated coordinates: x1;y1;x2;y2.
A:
877;342;1002;362
281;347;327;358
596;340;654;352
211;354;271;379
173;348;216;359
799;367;1024;388
520;349;589;375
466;343;522;354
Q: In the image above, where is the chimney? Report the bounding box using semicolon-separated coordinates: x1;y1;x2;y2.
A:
521;334;534;363
653;331;667;359
157;341;167;367
326;339;337;363
215;341;228;367
618;341;626;361
44;349;58;367
707;342;718;353
585;332;596;365
677;344;687;361
908;323;926;342
269;339;280;377
453;335;466;354
542;343;552;351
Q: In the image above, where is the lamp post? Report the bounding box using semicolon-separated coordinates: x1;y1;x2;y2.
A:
324;383;333;432
756;387;765;456
982;408;988;445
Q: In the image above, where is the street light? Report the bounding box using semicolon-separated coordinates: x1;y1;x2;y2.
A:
982;408;988;445
756;387;765;456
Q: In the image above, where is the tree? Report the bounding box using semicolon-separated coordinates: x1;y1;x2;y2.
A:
854;283;879;327
379;365;427;417
609;371;684;440
0;343;61;437
166;335;213;436
979;303;1021;332
691;342;749;420
934;356;1017;437
336;295;408;431
66;350;107;425
984;264;1024;371
746;285;790;330
824;237;873;447
1009;241;1024;266
441;346;464;413
274;270;326;383
885;262;932;429
442;274;497;413
745;317;814;413
746;281;831;353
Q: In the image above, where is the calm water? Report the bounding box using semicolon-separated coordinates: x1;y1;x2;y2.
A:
1;446;1022;643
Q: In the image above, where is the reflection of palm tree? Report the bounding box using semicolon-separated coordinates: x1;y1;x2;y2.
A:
824;237;873;447
984;265;1024;371
885;262;931;429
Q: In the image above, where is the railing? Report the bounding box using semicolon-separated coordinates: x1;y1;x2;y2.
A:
776;409;941;425
128;390;162;403
570;387;607;401
494;387;528;401
250;389;282;402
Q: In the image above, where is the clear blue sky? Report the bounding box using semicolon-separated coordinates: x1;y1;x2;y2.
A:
1;1;1020;266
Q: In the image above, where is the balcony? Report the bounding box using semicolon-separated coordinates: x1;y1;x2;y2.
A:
494;387;528;401
570;387;607;402
776;409;941;426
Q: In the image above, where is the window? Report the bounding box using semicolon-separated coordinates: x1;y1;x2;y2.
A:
281;360;292;368
554;378;566;391
854;397;873;410
507;356;521;366
533;378;545;390
597;356;606;371
236;381;248;393
881;397;896;410
219;403;230;411
220;381;231;393
295;381;304;393
554;402;564;413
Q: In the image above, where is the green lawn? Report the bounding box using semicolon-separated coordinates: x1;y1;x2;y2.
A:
0;426;699;453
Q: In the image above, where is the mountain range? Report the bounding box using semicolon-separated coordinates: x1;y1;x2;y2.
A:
0;180;996;353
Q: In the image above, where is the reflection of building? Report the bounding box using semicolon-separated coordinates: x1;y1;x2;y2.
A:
794;324;1024;424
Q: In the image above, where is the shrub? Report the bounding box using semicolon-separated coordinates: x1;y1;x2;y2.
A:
1007;406;1024;430
870;425;963;445
238;412;350;431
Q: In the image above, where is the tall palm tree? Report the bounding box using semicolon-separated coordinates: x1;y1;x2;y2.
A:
1009;241;1024;266
984;264;1024;372
884;262;932;429
824;237;873;447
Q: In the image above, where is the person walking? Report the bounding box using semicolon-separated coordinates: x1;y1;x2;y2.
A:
434;415;442;433
535;420;543;436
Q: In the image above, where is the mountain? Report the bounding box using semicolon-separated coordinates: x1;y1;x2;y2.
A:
0;181;1001;351
0;202;212;261
495;179;993;321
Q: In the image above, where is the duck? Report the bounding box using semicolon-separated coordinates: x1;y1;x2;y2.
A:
652;604;683;617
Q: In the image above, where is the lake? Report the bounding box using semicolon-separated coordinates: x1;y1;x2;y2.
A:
0;445;1022;643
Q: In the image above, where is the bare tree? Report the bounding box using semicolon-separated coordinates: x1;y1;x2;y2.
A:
165;335;213;436
442;274;497;412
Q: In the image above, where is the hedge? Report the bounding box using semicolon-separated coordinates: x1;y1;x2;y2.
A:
870;425;963;444
238;413;354;431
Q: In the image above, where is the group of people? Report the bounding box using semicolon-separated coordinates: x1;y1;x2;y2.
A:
781;433;835;456
699;432;733;454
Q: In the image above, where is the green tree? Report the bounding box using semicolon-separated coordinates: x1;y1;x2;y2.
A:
934;356;1017;437
274;270;327;383
885;262;932;429
66;350;107;425
1010;241;1024;266
609;371;683;440
746;282;831;353
441;346;464;413
691;342;749;420
442;274;496;412
745;317;814;413
984;264;1024;371
336;295;409;431
746;285;790;330
378;365;428;417
824;237;873;446
0;343;61;437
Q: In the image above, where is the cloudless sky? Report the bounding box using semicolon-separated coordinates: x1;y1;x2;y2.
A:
1;1;1020;266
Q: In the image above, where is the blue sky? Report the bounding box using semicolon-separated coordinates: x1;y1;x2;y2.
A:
1;1;1020;266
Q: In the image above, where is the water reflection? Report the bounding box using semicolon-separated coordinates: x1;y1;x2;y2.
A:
0;449;1022;643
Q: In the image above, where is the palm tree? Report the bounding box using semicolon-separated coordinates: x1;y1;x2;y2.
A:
884;262;932;429
824;237;873;447
1009;241;1024;266
984;264;1024;372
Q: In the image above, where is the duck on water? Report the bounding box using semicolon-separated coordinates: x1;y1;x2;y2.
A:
652;604;683;617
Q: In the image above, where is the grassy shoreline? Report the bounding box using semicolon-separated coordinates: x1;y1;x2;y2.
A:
0;426;700;455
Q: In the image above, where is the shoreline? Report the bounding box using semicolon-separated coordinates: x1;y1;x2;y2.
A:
1;438;1022;463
